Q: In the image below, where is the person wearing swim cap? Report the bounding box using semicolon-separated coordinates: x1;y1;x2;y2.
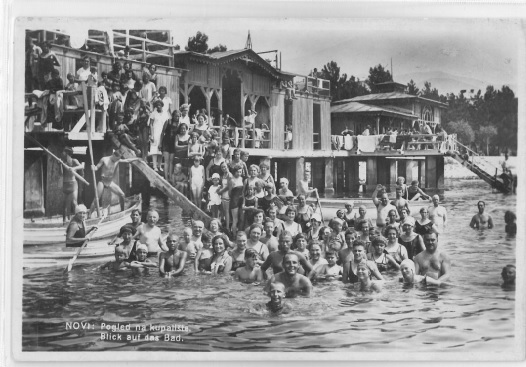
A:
129;243;157;275
399;259;439;286
116;224;137;261
65;204;99;247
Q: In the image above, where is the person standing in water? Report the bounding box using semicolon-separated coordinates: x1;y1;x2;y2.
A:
372;185;398;228
428;195;447;233
470;201;494;229
265;252;313;297
414;232;451;285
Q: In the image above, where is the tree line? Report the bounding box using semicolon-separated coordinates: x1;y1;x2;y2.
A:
311;61;517;155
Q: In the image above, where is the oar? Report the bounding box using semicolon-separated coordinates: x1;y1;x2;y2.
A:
25;133;89;186
64;209;108;274
315;189;325;225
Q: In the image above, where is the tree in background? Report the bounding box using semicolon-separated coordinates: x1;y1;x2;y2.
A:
407;79;420;95
445;120;475;147
420;81;441;101
207;44;227;54
366;64;392;93
186;31;209;53
318;61;349;101
476;125;498;156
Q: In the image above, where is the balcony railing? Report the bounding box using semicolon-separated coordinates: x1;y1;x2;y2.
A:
292;75;330;97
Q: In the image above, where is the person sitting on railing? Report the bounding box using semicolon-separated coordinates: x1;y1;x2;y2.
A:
114;112;141;156
221;135;232;161
407;180;430;201
64;73;81;110
38;41;60;90
43;69;64;127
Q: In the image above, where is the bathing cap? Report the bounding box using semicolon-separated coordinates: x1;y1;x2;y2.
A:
119;224;136;236
400;259;415;274
136;243;148;252
75;204;88;214
402;217;415;227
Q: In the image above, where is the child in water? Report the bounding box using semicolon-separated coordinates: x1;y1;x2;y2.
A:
100;246;129;271
129;244;157;275
194;233;214;272
179;227;201;261
266;282;292;314
234;248;263;283
314;251;342;281
504;211;517;235
501;264;516;289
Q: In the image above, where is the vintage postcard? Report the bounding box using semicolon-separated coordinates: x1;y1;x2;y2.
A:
2;1;525;365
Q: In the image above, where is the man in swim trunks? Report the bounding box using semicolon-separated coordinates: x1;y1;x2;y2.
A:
413;232;451;285
372;185;398;228
390;185;410;217
266;252;313;297
469;201;494;229
61;146;84;222
296;169;317;199
133;210;169;256
89;150;138;217
159;234;187;278
261;231;313;278
428;195;447;232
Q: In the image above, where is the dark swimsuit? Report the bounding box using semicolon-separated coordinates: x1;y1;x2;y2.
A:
347;263;360;284
373;251;389;272
161;123;177;154
66;220;86;247
343;214;355;229
295;211;312;233
414;221;434;236
398;236;421;260
198;256;213;271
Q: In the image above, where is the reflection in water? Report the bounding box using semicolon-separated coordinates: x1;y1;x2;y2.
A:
22;179;516;352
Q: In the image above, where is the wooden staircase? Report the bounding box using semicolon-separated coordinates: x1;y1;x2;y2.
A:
111;136;212;226
446;138;512;194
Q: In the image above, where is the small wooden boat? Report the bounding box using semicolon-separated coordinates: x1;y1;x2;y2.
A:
24;195;141;246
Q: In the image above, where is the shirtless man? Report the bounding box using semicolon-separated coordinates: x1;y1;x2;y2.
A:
342;240;383;284
277;178;294;201
133;210;168;256
265;252;313;297
470;201;494;229
296;170;317;199
390;186;410;217
372;185;398;228
414;232;451;285
159;234;187;278
61;146;84;222
260;231;313;278
191;220;205;244
89;150;137;216
428;195;447;232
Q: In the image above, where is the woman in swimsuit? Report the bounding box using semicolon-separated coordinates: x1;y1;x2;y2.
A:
414;207;439;236
206;147;226;182
241;185;258;228
258;161;275;189
228;164;245;233
407;180;430;201
217;162;233;232
398;217;425;260
174;123;190;166
384;226;408;265
295;194;314;233
367;236;400;271
210;234;232;275
191;113;209;137
281;206;302;238
229;231;248;271
383;209;400;236
354;205;374;232
246;224;269;265
159;110;180;180
343;201;356;229
357;221;372;253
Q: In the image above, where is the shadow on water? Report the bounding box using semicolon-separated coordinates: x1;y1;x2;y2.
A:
22;179;516;352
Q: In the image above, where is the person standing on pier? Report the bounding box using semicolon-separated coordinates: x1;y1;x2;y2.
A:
372;185;398;228
61;146;84;222
89;150;137;217
469;201;494;229
427;195;447;233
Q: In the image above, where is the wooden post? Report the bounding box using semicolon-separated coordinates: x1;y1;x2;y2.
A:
420;159;426;187
348;157;360;195
437;155;445;190
296;157;305;194
324;157;335;198
406;160;415;183
426;156;437;189
142;40;146;63
389;159;397;192
366;157;377;193
376;116;380;135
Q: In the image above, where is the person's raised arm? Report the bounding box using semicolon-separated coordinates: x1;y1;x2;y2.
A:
299;254;313;276
92;157;104;172
194;249;202;272
372;185;381;207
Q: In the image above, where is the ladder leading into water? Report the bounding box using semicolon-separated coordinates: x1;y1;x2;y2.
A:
111;136;213;227
446;137;512;194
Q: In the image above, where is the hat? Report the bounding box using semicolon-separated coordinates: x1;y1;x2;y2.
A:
280;177;289;184
119;224;136;236
211;173;220;180
311;213;322;222
75;204;88;214
180;103;190;111
345;200;354;207
136;243;148;252
402;217;415;226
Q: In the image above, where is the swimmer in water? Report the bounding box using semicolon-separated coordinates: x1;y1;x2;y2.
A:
129;244;157;275
501;265;516;289
159;234;187;278
100;246;129;271
399;259;439;286
265;252;313;297
266;282;292;314
313;251;342;281
261;231;313;278
469;201;494;229
356;260;383;293
504;211;516;235
133;210;169;256
413;232;451;285
234;248;263;283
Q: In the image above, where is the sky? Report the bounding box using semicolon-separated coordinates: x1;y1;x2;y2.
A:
165;17;521;91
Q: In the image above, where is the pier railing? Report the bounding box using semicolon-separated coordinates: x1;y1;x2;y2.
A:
329;133;449;153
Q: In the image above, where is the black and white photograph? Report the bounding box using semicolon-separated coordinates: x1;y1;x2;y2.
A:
3;2;525;363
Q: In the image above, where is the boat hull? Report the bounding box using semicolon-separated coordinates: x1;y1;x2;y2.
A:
24;196;141;245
